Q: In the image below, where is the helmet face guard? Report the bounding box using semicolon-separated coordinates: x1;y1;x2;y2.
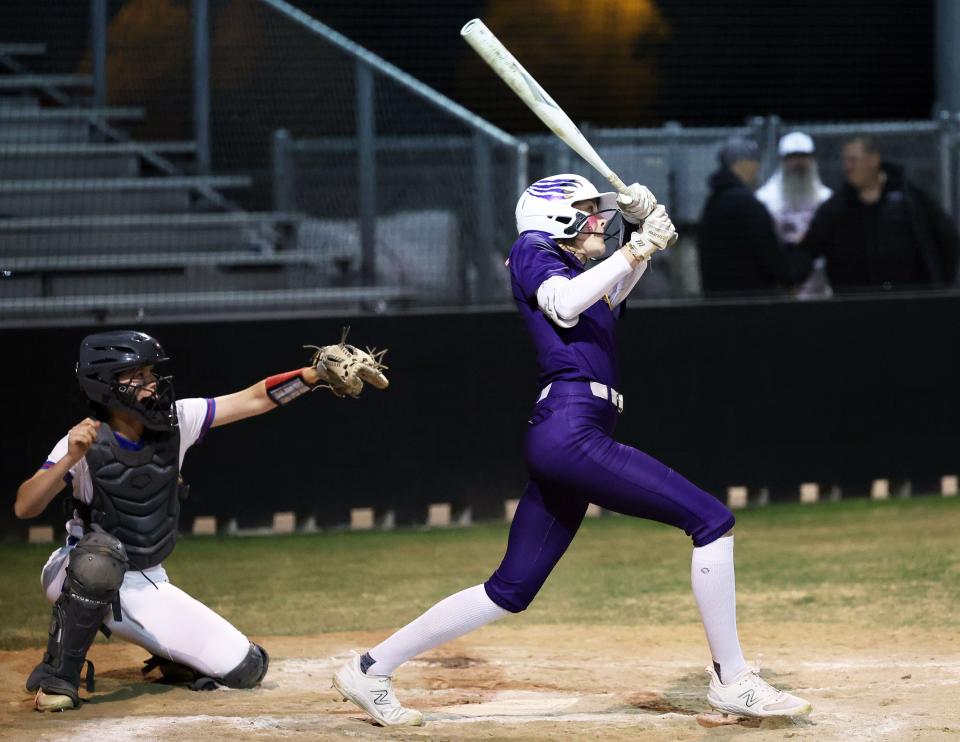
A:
76;331;178;431
515;174;621;242
113;371;177;431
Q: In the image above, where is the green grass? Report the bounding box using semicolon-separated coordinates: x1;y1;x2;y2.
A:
1;497;958;650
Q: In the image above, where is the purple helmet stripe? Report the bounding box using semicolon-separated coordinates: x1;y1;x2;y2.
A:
526;177;583;201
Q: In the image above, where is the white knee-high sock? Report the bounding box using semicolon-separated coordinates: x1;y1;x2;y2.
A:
364;585;510;676
691;535;747;683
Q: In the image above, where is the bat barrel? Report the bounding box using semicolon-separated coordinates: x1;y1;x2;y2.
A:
460;19;484;37
461;18;628;204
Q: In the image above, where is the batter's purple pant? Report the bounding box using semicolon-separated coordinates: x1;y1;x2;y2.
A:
485;382;735;613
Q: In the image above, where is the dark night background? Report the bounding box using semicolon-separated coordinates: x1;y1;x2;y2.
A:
0;0;937;130
300;0;936;125
0;1;956;534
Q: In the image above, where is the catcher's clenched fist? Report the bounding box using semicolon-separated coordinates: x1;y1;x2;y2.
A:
66;418;101;461
305;327;389;399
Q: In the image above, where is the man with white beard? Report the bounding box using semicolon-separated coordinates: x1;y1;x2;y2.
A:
756;132;833;297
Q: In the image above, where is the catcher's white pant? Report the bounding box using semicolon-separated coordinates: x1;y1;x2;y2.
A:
41;543;250;678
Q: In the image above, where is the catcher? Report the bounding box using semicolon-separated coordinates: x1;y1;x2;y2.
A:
13;328;387;711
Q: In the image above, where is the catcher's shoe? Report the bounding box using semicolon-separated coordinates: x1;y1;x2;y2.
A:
706;665;811;718
34;689;77;712
27;668;81;712
332;652;424;727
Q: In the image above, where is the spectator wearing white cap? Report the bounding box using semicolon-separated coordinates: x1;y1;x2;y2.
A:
757;132;832;246
756;132;833;298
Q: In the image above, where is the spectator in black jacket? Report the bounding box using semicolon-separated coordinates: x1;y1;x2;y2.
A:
698;136;788;296
801;135;959;292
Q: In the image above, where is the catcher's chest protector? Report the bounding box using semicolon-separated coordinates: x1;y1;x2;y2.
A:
84;422;181;571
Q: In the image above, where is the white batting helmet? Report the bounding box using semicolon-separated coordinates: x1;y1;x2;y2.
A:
515;173;618;238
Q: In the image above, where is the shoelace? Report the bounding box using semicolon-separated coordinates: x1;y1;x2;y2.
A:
744;654;783;701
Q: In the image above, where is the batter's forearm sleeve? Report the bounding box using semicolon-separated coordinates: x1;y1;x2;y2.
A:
536;250;633;326
607;260;649;308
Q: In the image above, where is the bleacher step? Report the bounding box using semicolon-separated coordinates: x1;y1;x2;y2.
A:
0;74;93;90
0;95;40;109
0;211;299;230
0;287;415;318
0;44;48;56
0;175;252;193
0;143;197;179
0;109;147;145
0;142;196;156
0;212;300;253
0;107;144;121
0;176;254;217
4;249;324;272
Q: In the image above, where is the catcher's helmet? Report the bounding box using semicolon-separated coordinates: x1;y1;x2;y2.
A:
515;173;618;239
76;331;177;431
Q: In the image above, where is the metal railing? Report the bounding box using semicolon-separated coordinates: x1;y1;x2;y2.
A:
258;0;527;302
524;115;960;226
1;1;958;328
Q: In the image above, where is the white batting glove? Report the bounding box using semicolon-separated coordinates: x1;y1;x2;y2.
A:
616;182;657;224
625;205;678;262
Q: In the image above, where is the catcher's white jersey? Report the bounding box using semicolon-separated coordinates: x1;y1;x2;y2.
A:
37;397;251;678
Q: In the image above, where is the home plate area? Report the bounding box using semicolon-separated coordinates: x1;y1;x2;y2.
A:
1;624;957;741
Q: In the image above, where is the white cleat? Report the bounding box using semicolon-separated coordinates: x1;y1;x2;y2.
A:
332;652;424;727
706;665;812;719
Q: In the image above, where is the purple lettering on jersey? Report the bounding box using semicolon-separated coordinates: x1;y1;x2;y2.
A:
508;231;622;391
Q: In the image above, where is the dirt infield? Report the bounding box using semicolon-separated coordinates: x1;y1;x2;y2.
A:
1;622;957;741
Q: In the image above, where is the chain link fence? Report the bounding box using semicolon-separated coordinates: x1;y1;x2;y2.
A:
526;115;960;297
261;0;526;308
1;0;958;326
0;0;525;326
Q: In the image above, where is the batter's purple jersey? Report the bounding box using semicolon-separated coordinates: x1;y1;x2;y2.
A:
480;230;735;615
509;232;623;390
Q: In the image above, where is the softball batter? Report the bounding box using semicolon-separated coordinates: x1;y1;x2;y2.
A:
334;174;812;725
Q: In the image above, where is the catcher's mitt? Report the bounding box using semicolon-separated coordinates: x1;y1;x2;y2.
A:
305;327;389;399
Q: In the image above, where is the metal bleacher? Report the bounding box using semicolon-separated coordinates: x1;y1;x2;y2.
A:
0;41;409;324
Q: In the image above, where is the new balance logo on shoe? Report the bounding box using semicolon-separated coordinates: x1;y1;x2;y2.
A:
738;689;760;708
371;689;390;705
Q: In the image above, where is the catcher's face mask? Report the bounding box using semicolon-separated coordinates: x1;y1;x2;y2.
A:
113;364;177;430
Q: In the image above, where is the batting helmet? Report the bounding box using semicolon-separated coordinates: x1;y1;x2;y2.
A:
515;173;618;239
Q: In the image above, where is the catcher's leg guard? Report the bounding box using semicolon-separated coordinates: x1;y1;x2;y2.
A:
218;643;269;689
147;643;269;692
26;531;128;707
142;655;220;691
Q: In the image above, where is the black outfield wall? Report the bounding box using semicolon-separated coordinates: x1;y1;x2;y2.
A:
2;294;958;538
